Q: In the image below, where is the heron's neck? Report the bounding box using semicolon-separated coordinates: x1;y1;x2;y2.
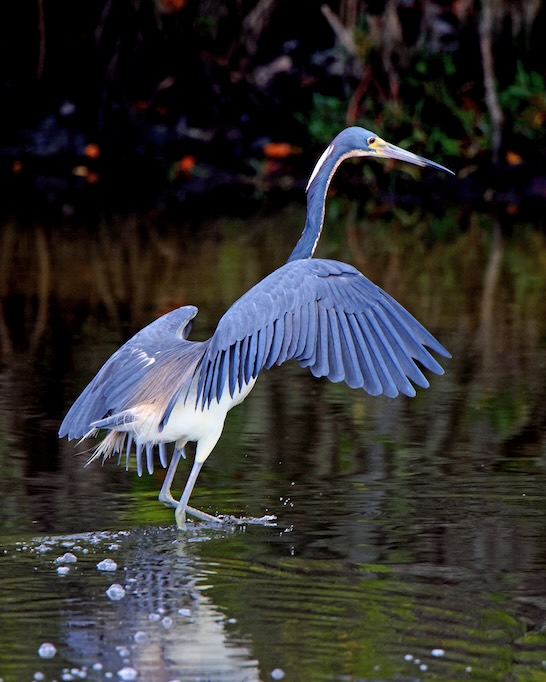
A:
287;147;349;262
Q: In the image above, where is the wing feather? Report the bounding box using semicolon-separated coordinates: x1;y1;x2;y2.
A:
298;301;318;366
310;305;330;378
373;305;430;388
336;311;363;389
326;308;345;382
370;310;418;396
354;313;398;397
277;312;295;365
196;258;449;405
228;342;240;396
59;306;203;439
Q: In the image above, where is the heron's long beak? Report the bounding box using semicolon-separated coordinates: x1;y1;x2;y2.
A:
374;138;455;175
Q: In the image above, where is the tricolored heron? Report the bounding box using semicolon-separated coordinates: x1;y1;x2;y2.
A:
59;126;454;529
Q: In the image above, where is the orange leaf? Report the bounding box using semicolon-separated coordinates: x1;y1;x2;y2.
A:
263;142;301;159
177;155;196;174
83;143;100;159
505;150;523;166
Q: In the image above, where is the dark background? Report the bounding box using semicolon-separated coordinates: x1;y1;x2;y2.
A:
1;0;545;217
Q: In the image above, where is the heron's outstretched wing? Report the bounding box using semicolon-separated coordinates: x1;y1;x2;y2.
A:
197;259;450;406
59;305;200;439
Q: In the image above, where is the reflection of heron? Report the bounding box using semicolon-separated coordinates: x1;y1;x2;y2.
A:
59;127;453;528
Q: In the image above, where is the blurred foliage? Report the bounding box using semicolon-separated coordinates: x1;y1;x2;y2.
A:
0;0;545;209
499;62;546;141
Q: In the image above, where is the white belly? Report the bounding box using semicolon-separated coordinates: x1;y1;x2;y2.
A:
127;377;257;451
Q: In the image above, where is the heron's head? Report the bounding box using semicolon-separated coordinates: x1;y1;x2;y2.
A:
306;126;454;191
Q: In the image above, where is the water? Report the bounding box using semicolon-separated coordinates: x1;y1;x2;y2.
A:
0;202;545;681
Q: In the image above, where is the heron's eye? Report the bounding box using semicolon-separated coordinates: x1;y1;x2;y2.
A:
367;137;376;146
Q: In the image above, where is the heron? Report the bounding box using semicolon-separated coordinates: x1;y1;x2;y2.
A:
59;126;454;529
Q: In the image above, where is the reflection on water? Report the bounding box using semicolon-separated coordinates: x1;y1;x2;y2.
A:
0;204;546;681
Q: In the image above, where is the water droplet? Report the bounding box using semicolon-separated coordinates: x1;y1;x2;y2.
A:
431;648;445;657
134;631;148;644
36;544;52;553
56;552;77;564
106;584;126;601
117;667;138;680
38;642;57;659
271;669;285;680
97;559;118;572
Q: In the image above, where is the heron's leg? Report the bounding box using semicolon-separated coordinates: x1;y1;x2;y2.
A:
158;447;184;509
158;448;219;522
175;458;222;529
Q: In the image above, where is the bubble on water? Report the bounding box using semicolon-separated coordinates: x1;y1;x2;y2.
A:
117;667;138;680
404;654;414;661
109;544;120;550
97;559;118;572
57;566;71;575
36;544;52;553
56;552;77;564
38;642;57;659
271;669;285;680
92;663;103;671
419;664;428;671
177;608;191;617
134;631;148;644
161;616;173;628
148;613;160;622
33;673;45;681
431;648;445;657
106;584;126;600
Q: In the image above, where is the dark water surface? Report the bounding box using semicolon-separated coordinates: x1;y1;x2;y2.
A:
1;203;546;681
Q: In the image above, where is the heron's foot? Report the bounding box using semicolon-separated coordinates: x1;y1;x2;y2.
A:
187;506;224;523
175;507;277;530
174;504;223;529
219;513;277;527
